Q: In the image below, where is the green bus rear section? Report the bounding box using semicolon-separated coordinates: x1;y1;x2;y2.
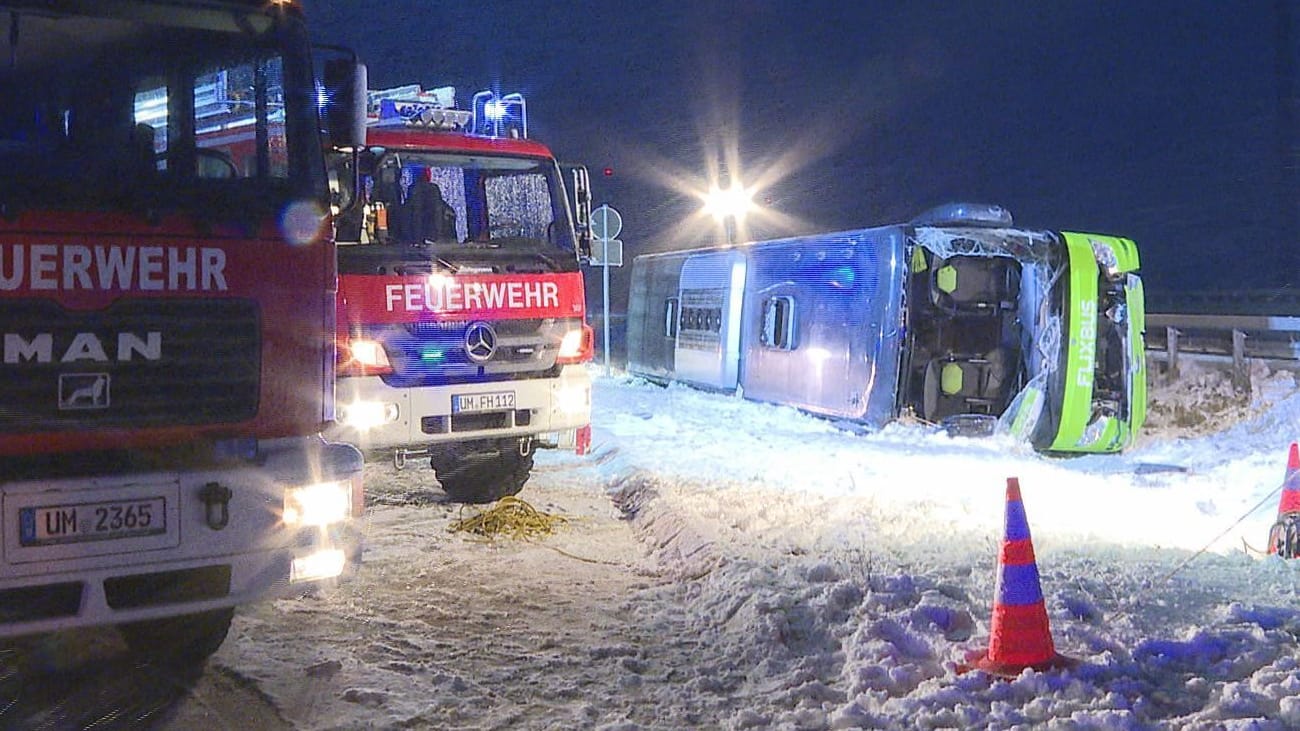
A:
1047;232;1146;454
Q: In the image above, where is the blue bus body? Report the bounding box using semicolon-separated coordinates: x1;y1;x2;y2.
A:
626;204;1147;453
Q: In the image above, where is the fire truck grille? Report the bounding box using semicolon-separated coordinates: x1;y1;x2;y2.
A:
374;317;579;387
0;299;260;432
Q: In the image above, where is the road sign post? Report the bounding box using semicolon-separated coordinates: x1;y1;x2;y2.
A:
589;205;623;375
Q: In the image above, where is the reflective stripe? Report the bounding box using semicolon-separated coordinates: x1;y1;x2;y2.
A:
1004;500;1032;542
999;537;1036;566
997;563;1045;606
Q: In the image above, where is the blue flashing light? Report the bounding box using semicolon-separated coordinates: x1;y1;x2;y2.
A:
420;348;447;362
315;81;329;113
484;98;508;122
471;90;527;139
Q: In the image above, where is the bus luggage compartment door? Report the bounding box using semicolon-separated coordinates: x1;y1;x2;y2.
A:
674;251;746;391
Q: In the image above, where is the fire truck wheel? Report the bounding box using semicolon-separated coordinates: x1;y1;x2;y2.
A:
119;607;235;664
431;441;534;504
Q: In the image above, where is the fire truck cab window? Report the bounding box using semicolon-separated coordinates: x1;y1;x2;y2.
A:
0;8;322;212
485;173;551;241
191;60;289;179
330;150;580;273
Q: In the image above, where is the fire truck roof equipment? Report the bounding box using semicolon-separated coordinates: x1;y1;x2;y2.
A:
366;85;527;139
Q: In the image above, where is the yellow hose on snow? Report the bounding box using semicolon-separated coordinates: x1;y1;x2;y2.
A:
448;496;568;540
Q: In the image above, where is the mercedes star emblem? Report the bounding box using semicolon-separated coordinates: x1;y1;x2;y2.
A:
464;321;498;363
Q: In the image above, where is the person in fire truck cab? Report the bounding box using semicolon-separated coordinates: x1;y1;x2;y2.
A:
392;167;456;244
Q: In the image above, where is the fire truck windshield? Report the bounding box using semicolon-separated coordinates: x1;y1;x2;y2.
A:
332;150;580;273
0;7;325;217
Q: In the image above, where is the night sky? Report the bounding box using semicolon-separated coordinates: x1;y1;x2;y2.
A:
304;1;1300;309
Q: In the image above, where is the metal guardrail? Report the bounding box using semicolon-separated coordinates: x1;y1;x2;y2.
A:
1146;289;1300;317
1145;312;1300;391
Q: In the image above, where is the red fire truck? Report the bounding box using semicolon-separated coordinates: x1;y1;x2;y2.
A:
0;1;366;661
327;85;594;504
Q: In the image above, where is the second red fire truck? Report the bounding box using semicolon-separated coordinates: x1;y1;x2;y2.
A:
327;85;594;503
0;0;366;662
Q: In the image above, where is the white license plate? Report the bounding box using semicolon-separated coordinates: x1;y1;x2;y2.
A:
453;391;516;413
19;497;167;547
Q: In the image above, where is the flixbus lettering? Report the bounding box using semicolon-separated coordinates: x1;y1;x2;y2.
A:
1075;297;1097;387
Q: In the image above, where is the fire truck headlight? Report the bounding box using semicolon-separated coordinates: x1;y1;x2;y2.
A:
291;548;347;583
348;339;390;368
557;329;585;359
283;480;353;528
555;384;590;415
338;400;399;430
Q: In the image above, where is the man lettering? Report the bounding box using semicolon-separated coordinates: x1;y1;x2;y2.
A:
119;332;162;361
61;333;108;363
5;333;51;363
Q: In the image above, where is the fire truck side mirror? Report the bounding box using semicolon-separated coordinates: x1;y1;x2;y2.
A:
322;59;367;151
565;165;593;261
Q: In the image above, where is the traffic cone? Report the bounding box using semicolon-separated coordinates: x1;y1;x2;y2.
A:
960;477;1076;677
1276;442;1300;514
1267;442;1300;557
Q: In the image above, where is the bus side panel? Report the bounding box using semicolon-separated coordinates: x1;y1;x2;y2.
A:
674;251;747;391
626;253;687;382
739;227;907;424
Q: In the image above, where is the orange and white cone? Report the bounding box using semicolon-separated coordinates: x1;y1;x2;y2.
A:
1267;442;1300;557
960;477;1076;677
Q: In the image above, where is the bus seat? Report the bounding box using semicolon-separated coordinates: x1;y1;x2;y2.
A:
921;347;1016;421
930;256;1021;315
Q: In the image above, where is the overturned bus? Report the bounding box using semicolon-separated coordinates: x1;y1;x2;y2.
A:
626;204;1146;454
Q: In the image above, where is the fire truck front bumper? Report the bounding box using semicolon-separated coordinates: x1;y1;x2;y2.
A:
330;364;592;452
0;436;365;639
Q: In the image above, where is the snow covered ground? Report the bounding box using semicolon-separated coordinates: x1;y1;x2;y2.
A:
214;361;1300;730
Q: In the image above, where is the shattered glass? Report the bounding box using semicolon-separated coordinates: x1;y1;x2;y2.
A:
486;174;553;242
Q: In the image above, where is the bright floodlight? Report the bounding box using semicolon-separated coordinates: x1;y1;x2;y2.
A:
703;184;754;222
